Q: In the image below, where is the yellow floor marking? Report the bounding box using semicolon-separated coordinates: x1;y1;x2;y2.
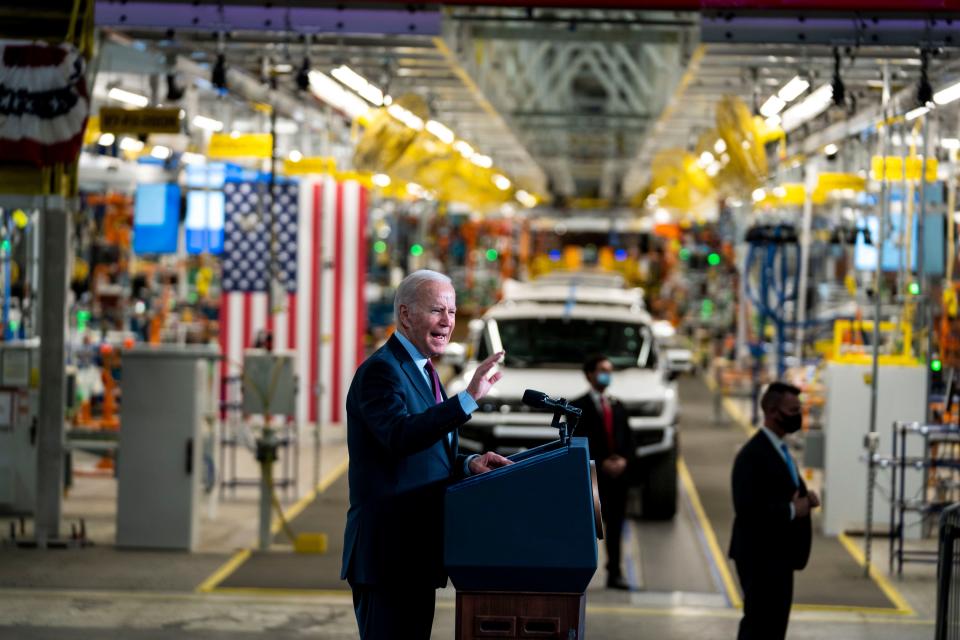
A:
836;531;915;615
677;457;743;608
196;456;350;593
196;549;251;593
208;587;352;598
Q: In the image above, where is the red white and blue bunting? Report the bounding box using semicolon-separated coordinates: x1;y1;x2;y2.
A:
0;41;89;167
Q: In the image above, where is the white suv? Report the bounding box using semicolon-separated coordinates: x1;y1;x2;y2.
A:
447;298;680;519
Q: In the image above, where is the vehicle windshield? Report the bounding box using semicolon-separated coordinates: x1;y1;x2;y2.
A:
494;317;655;369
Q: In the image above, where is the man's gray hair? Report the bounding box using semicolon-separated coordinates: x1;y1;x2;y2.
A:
394;269;452;326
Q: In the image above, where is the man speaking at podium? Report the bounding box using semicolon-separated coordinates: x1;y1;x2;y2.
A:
342;269;511;640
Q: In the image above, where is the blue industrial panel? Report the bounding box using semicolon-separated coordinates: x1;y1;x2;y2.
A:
444;437;599;593
854;212;945;275
133;183;180;255
185;191;225;255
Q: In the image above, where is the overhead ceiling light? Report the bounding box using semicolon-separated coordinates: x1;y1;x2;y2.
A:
752;188;767;203
453;140;474;158
780;83;833;132
493;174;511;190
765;115;782;129
406;182;426;198
275;119;298;135
192;115;224;132
308;70;369;120
387;103;424;131
698;151;715;168
372;173;391;187
941;138;960;150
97;132;115;146
934;79;960;105
654;208;671;224
119;137;144;152
331;65;384;106
470;154;493;169
823;143;839;156
905;105;930;121
777;76;810;102
150;145;171;159
108;87;149;108
288;150;302;162
705;162;720;177
714;139;726;154
759;95;786;118
515;189;537;208
425;120;454;145
274;63;293;74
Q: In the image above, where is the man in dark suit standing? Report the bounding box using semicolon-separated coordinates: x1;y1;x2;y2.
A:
571;355;634;591
341;269;511;640
729;382;821;640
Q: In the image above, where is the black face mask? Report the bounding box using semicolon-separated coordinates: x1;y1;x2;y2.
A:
780;411;803;434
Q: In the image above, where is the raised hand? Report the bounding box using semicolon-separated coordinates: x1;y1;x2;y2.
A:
466;351;505;401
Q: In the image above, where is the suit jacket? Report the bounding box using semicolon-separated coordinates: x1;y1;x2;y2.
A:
571;392;634;464
341;334;472;588
728;430;813;571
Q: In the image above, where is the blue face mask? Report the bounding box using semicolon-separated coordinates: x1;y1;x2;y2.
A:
596;372;612;388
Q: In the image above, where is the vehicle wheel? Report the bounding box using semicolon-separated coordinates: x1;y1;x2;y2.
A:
640;446;678;520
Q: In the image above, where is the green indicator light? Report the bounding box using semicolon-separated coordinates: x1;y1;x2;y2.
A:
707;252;721;266
908;282;920;295
8;320;19;332
485;249;498;261
78;310;91;323
410;244;424;257
932;359;943;372
187;292;198;304
700;299;714;320
679;247;690;261
1;240;9;252
374;240;387;254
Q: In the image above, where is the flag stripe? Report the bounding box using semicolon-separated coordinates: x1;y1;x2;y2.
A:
309;181;323;424
332;181;344;425
356;185;368;368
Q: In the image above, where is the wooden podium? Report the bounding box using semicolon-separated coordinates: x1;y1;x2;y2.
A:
445;438;601;640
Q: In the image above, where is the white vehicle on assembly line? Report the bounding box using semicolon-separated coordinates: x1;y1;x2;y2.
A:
446;298;680;519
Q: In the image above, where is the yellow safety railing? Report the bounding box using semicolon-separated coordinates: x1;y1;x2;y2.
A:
831;319;918;366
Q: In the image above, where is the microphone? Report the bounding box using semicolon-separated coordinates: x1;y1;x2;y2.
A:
522;389;583;417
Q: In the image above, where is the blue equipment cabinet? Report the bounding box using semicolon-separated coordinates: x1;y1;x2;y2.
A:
445;436;601;639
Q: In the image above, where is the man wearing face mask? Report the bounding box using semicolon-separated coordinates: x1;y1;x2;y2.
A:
729;382;821;640
571;355;634;591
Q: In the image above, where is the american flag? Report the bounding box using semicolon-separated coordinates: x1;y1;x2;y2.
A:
218;176;368;425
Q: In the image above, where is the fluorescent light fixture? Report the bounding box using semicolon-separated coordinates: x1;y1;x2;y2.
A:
705;162;720;177
823;143;838;156
274;63;293;73
934;80;960;106
229;130;240;139
941;138;960;150
470;154;493;169
515;189;537;208
453;140;475;158
492;174;511;190
387;103;424;131
654;208;671;224
765;115;782;129
150;145;171;159
97;132;115;146
780;83;833;133
777;76;810;102
308;70;369;120
331;65;384;106
119;137;144;152
372;173;391;187
759;95;786;118
275;119;298;135
905;106;930;121
192;115;224;132
288;150;302;162
698;151;715;168
425;120;454;145
645;194;659;207
108;87;149;108
714;139;727;154
774;186;787;198
752;188;766;203
406;182;426;197
181;151;206;165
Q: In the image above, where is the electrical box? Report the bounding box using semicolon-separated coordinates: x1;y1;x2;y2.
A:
116;345;219;550
241;349;296;417
0;344;39;516
822;362;926;538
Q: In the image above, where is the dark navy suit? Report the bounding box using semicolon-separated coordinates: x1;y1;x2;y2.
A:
341;334;472;639
729;430;813;640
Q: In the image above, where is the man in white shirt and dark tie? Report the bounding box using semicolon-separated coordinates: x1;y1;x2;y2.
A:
729;382;821;640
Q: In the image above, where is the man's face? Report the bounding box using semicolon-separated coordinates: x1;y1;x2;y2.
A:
399;281;456;358
588;359;613;391
774;393;803;434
